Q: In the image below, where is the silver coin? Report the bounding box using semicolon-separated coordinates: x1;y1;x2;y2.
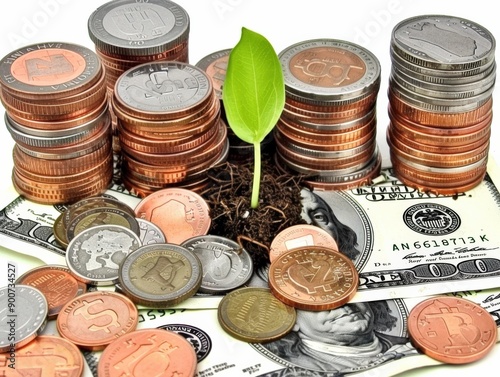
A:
66;224;142;286
0;285;48;352
279;39;381;103
114;62;212;115
88;0;190;57
391;15;495;71
118;243;202;307
137;218;167;245
181;235;254;294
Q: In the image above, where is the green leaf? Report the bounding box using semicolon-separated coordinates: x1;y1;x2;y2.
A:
222;27;285;145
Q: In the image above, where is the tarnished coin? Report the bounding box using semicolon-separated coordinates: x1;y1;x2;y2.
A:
15;265;87;319
408;296;497;364
134;188;211;245
181;235;253;294
66;206;140;241
118;243;202;307
0;285;48;352
268;246;359;311
137;218;167;245
0;335;84;376
269;224;339;262
57;291;138;351
66;224;142;285
97;328;197;377
217;287;296;343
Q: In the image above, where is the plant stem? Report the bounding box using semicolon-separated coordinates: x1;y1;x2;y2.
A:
251;141;261;208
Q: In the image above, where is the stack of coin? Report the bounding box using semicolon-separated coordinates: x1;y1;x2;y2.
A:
88;0;191;174
0;42;112;204
275;39;382;190
113;61;229;196
388;15;496;195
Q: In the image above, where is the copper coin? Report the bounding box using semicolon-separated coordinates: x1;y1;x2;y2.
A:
56;291;138;351
195;48;231;99
268;246;359;311
408;296;497;364
269;224;339;262
97;328;197;377
0;335;84;376
15;265;87;319
134;188;211;244
218;287;297;343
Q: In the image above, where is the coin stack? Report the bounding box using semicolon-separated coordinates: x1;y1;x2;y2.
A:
388;15;496;195
275;39;382;190
112;61;229;196
0;42;112;204
87;0;191;180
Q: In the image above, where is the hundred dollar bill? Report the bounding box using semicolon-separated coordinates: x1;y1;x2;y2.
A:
299;159;500;303
75;288;500;377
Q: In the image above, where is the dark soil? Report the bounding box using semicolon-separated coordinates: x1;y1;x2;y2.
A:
201;152;306;269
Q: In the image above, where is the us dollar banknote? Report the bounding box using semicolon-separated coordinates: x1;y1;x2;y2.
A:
70;288;499;377
2;165;500;304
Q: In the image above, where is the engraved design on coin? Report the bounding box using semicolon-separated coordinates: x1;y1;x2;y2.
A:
66;224;141;285
403;203;461;235
159;323;212;362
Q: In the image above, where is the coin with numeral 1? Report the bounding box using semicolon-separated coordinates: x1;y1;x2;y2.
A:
56;291;138;351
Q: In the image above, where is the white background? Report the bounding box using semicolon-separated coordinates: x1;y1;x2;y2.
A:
0;1;499;376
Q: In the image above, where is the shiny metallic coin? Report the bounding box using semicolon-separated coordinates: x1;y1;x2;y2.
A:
118;243;202;307
181;235;254;294
66;224;141;285
0;335;84;376
137;218;167;245
0;285;48;352
408;296;497;364
15;265;87;319
88;0;190;57
0;42;102;100
98;329;197;377
269;224;339;262
134;188;211;245
279;39;381;104
114;62;213;120
53;213;69;249
66;206;140;241
391;15;495;72
63;195;136;229
195;48;231;99
268;246;359;311
56;291;139;351
217;287;297;343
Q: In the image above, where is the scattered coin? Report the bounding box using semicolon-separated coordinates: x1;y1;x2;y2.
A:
0;335;84;376
65;224;142;285
181;235;254;294
56;291;139;351
268;246;359;311
118;243;202;307
407;296;497;364
97;328;197;377
137;218;167;245
217;287;296;343
15;264;87;319
134;188;211;245
269;224;339;262
66;206;140;242
0;285;48;352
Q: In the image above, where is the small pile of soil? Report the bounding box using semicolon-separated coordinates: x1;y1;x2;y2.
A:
201;153;306;268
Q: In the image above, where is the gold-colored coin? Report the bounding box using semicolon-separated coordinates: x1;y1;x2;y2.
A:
217;287;296;343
